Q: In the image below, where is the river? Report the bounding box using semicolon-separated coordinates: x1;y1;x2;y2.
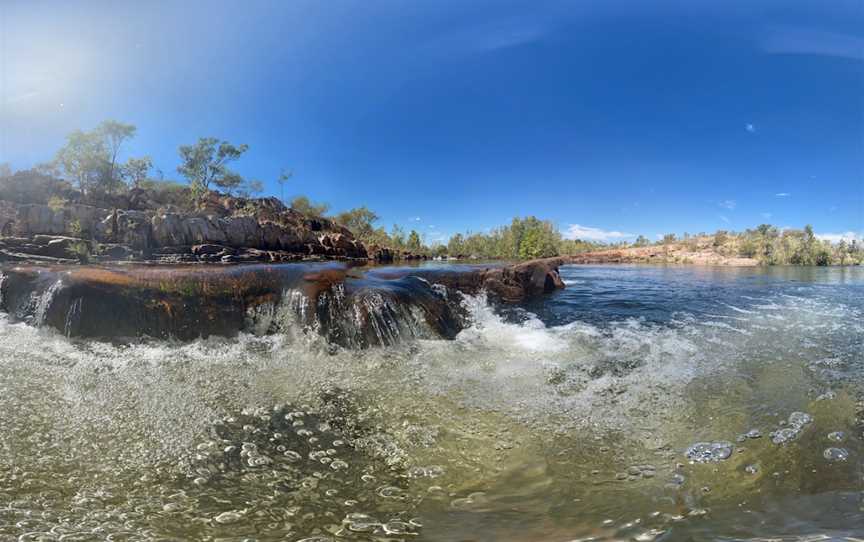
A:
0;264;862;541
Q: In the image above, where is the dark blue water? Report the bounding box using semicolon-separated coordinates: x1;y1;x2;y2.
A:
526;264;864;327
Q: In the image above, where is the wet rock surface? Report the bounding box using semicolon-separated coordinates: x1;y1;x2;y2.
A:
0;258;565;344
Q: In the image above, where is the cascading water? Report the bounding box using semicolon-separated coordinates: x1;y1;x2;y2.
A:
0;263;861;541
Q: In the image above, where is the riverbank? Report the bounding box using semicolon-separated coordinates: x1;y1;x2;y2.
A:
568;244;760;266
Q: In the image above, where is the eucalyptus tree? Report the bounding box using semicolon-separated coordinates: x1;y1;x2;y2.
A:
177;137;249;199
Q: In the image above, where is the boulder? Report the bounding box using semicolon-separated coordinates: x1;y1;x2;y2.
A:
98;244;136;260
320;233;367;259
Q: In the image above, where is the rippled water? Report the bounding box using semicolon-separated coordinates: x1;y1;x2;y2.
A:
1;264;862;541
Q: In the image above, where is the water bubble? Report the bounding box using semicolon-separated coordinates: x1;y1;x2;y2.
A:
635;528;667;541
744;464;759;475
377;486;405;499
214;511;243;524
330;460;348;471
823;448;849;462
770;412;813;444
283;450;302;462
745;429;762;439
771;428;797;445
344;512;378;533
383;520;412;535
685;441;733;463
827;431;846;442
788;412;813;427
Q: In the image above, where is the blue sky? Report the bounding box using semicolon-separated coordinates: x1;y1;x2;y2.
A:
1;0;862;244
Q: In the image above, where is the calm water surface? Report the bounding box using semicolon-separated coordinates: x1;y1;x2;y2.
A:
1;264;862;541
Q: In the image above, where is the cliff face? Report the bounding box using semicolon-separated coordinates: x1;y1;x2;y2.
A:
0;191;390;264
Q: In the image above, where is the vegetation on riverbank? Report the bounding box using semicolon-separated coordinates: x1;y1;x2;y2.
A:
571;228;863;266
1;119;859;266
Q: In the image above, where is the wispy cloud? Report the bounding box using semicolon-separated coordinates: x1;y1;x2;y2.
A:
719;215;730;224
4;89;40;105
564;224;634;242
745;123;756;133
816;231;862;243
719;199;737;210
775;192;791;197
425;18;552;57
761;25;864;61
761;212;773;220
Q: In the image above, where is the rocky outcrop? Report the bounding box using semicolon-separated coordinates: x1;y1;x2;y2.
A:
0;194;377;263
0;258;565;344
373;257;566;302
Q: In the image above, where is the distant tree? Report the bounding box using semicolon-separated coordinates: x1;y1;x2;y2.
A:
290;196;330;217
517;224;559;259
97;120;136;184
276;169;292;205
662;233;677;244
448;233;465;255
0;163;11;177
633;234;650;247
407;230;422;251
433;244;448;258
177;137;249;199
390;224;406;249
237;179;264;198
837;240;848;265
713;230;728;247
53;129;109;195
121;156;153;189
334;206;379;241
51;120;138;196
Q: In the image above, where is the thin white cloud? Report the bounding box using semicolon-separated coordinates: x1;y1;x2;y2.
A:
761;212;772;220
775;192;791;197
564;224;634;242
816;231;862;243
409;216;421;222
745;123;756;133
719;200;737;210
425;18;551;56
761;25;864;61
5;89;40;105
719;215;730;224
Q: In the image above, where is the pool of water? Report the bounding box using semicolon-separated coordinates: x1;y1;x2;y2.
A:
0;264;862;541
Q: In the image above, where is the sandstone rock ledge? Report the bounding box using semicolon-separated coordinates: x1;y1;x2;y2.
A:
0;192;413;264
